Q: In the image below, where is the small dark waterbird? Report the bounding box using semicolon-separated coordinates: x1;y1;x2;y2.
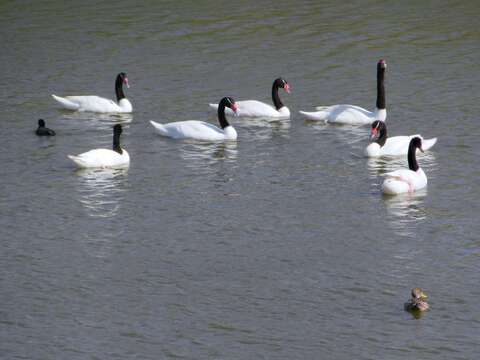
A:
36;119;56;136
404;287;429;313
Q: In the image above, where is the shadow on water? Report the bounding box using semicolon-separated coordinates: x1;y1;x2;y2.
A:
73;167;129;218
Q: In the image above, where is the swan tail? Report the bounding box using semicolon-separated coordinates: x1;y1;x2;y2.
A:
150;120;168;136
422;137;437;151
68;155;88;168
299;110;327;121
52;94;80;110
209;103;219;110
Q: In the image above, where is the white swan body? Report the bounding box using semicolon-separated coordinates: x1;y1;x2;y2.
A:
68;124;129;168
366;135;437;157
209;101;290;119
68;148;130;169
365;120;437;157
300;106;385;125
300;59;387;125
150;120;237;141
382;168;427;195
52;95;132;113
52;73;132;113
151;97;238;142
382;137;427;195
209;78;290;119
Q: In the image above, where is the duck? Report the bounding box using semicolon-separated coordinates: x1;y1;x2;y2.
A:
52;72;132;113
68;124;130;168
382;137;427;195
35;119;56;136
151;97;238;141
404;287;429;312
365;120;437;157
299;59;387;125
209;78;290;119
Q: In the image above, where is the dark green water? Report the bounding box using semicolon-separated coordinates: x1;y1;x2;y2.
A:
1;1;480;359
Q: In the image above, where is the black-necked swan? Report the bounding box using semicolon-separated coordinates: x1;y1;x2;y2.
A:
36;119;56;136
382;137;427;195
209;78;290;119
365;120;437;157
299;59;387;124
151;97;238;141
68;124;130;168
52;73;132;113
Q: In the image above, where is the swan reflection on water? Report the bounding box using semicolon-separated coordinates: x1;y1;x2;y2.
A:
74;167;129;218
235;117;291;141
305;120;369;146
59;111;133;129
382;190;428;237
178;141;238;172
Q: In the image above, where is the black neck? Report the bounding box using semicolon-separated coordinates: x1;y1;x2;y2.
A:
376;67;385;109
272;82;283;110
217;102;230;129
113;132;123;154
115;75;125;102
408;142;419;171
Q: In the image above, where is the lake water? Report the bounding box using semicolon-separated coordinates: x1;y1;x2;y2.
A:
1;1;480;359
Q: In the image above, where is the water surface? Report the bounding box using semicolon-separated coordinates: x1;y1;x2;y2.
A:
1;1;480;359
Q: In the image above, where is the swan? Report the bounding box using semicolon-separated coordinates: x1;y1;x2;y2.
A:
382;137;427;195
209;78;290;119
36;119;55;136
68;124;130;168
365;120;437;157
299;59;387;124
52;73;132;113
151;97;238;141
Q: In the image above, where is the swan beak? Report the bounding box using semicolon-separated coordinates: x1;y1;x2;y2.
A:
370;128;378;140
284;84;290;93
231;103;238;114
124;77;130;88
419;147;424;153
420;291;428;299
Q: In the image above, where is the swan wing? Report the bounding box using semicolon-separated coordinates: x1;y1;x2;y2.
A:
300;105;373;124
150;120;225;141
68;149;129;168
210;100;286;118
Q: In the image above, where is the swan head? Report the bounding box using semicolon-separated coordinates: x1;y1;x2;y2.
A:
411;137;424;152
274;78;290;93
378;59;387;70
221;97;237;114
118;72;129;88
38;119;46;127
370;120;386;141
